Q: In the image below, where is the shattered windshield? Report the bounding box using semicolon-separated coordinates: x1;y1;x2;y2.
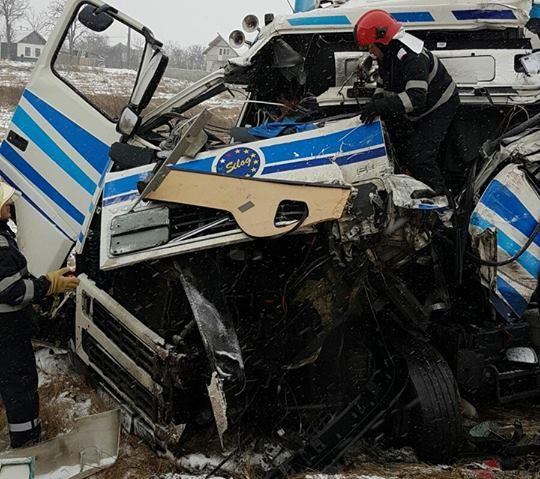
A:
143;83;247;147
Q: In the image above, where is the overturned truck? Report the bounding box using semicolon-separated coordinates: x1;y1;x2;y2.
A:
1;0;539;473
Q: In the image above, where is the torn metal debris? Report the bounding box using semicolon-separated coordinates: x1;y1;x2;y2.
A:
0;410;120;479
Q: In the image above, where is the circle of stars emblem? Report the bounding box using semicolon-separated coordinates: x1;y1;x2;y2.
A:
215;147;264;178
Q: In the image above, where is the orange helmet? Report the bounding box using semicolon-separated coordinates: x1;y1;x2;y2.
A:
354;9;401;46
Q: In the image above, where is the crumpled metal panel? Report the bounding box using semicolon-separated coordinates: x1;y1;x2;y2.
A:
180;273;245;380
470;164;540;319
386;174;449;211
207;372;228;448
0;410;120;479
0;458;34;479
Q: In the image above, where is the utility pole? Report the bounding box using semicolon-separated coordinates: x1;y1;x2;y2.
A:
127;27;131;69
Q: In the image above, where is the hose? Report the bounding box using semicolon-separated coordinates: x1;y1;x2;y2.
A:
436;222;540;268
482;111;540;157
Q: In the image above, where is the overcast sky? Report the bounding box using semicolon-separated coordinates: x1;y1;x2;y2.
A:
28;0;293;46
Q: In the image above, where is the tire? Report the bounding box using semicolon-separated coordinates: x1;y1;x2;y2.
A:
393;338;462;463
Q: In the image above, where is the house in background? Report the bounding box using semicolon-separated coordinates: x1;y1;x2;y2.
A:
107;42;143;69
0;29;46;62
203;34;238;72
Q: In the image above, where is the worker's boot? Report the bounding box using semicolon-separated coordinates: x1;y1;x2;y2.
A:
10;421;41;449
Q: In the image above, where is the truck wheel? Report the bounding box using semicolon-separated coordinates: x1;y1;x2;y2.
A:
393;339;462;463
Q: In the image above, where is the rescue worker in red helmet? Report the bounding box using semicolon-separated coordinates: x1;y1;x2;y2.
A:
0;180;79;448
355;9;459;195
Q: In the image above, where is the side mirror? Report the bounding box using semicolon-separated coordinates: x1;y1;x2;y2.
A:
78;5;114;32
117;106;141;138
130;48;169;112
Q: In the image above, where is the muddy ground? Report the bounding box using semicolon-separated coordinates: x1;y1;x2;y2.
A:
0;346;536;479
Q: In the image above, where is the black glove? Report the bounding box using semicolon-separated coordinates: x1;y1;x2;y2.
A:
359;98;391;124
297;95;319;119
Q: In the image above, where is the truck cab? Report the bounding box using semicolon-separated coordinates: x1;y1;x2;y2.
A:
0;0;538;472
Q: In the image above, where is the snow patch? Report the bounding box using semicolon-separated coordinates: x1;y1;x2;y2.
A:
0;107;13;140
36;455;116;479
177;453;226;472
160;475;227;479
53;391;92;426
173;443;292;477
306;476;397;479
35;347;71;387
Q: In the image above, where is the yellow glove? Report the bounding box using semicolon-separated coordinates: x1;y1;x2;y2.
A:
46;267;80;296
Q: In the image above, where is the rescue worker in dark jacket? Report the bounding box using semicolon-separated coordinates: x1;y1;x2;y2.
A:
0;180;79;448
355;9;460;194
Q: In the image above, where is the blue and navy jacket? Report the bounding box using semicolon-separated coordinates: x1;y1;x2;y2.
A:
375;40;458;121
0;222;49;315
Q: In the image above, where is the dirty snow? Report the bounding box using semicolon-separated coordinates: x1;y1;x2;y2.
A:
53;390;93;423
37;456;117;479
306;476;396;479
0;59;192;140
35;346;72;386
0;60;33;87
0;107;12;137
176;452;227;472
34;346;100;434
160;476;227;479
57;64;189;99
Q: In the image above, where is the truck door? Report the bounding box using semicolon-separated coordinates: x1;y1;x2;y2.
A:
0;0;167;275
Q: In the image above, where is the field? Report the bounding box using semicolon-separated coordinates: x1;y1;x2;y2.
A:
0;60;191;138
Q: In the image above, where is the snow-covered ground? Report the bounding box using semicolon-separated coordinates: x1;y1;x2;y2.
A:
0;59;188;95
0;58;243;149
56;64;190;99
0;59;33;87
11;347;538;479
0;107;12;138
0;59;191;140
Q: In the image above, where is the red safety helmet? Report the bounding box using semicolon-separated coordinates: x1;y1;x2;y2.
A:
354;9;401;47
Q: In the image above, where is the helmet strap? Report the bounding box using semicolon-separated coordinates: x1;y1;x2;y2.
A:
375;42;388;54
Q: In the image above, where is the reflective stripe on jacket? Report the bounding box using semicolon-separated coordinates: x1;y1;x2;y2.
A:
0;223;49;313
376;40;458;121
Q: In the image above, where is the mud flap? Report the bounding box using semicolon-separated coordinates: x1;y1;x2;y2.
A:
0;410;120;479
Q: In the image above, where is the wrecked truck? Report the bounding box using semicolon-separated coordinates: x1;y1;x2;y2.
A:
0;0;539;474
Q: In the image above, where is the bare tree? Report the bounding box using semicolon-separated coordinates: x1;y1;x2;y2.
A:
165;41;186;68
47;0;87;54
24;6;48;36
186;44;205;70
165;41;205;70
0;0;29;58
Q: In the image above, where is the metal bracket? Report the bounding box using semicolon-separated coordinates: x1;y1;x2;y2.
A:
110;206;170;255
130;109;210;212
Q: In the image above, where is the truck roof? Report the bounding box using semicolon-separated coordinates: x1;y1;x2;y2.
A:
279;0;531;30
231;0;531;67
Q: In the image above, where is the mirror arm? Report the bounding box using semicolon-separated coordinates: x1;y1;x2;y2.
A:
95;4;118;15
142;26;163;48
